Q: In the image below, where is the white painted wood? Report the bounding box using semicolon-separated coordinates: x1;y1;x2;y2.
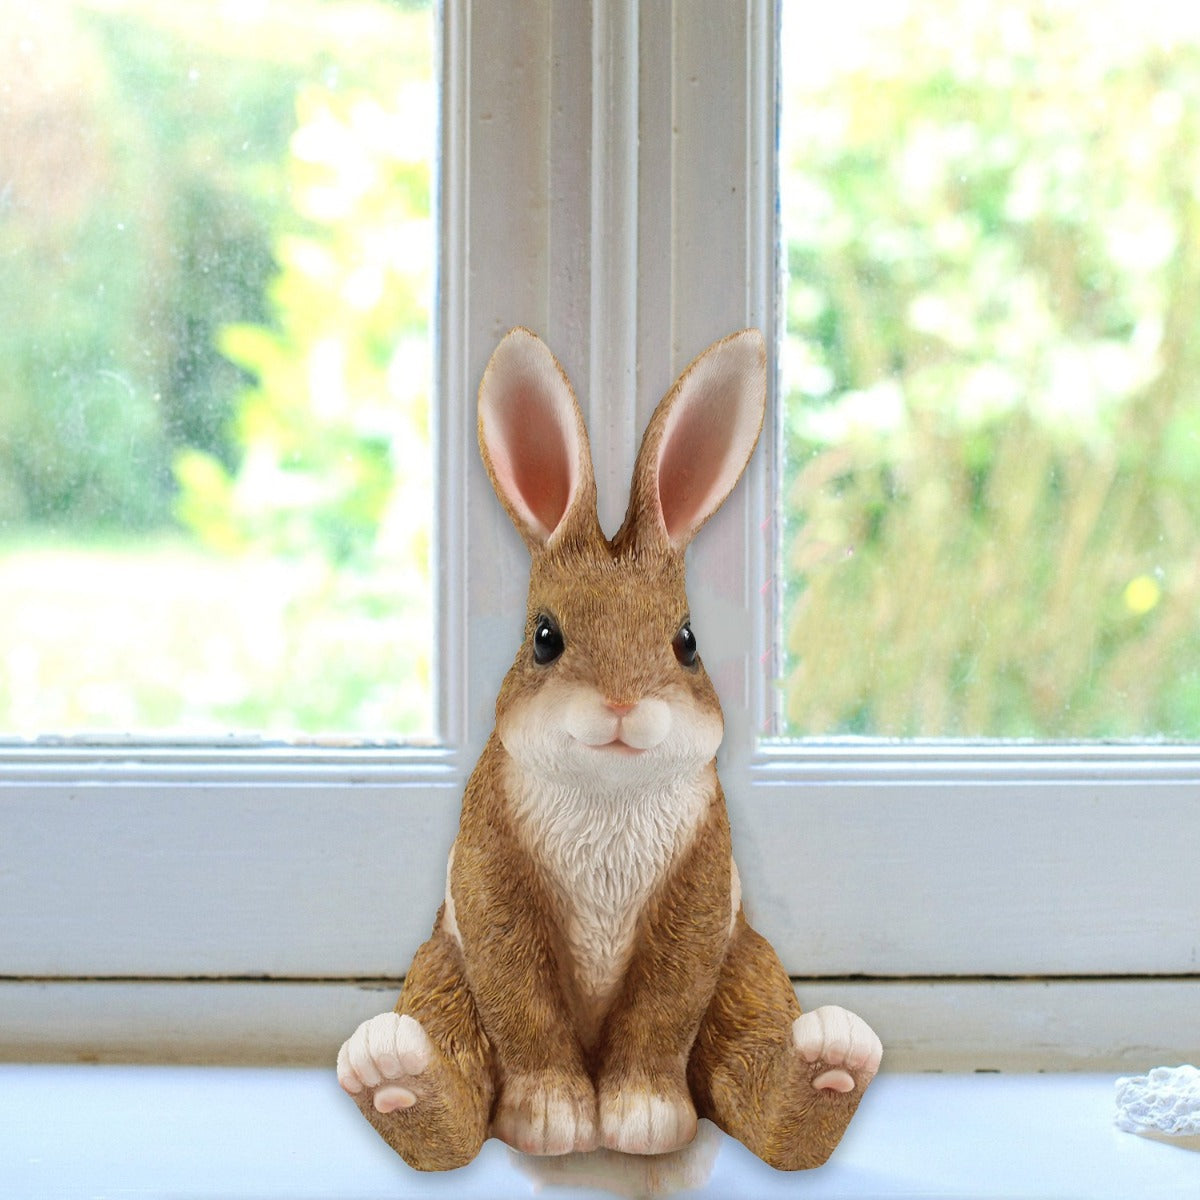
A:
433;0;471;756
586;0;640;537
0;980;398;1066
809;979;1200;1074
2;979;1196;1073
631;0;777;754
733;757;1200;976
455;0;559;763
2;750;1195;979
0;773;458;977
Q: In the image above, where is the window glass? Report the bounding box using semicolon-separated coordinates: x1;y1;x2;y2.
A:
779;0;1200;739
0;0;435;741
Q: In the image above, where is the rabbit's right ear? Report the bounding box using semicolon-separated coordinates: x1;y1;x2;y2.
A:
478;328;599;553
618;329;766;555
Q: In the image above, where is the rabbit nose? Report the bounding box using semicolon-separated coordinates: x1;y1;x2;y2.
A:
605;700;636;717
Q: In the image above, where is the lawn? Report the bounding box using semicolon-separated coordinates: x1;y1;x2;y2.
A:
0;539;431;741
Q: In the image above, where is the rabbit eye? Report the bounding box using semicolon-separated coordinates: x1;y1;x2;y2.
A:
532;614;565;665
672;622;698;668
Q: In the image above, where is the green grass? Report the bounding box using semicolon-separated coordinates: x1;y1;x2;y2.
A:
0;538;432;741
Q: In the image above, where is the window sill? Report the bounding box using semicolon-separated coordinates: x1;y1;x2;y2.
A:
4;1064;1195;1197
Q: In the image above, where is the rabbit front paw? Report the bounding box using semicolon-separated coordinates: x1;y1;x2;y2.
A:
792;1005;882;1093
599;1073;698;1155
492;1071;599;1156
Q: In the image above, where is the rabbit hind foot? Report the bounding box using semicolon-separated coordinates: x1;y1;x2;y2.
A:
337;1011;487;1171
740;1005;882;1171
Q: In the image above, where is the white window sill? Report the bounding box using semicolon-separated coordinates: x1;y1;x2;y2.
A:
3;1064;1196;1197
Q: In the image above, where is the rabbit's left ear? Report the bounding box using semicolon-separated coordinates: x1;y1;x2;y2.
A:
478;327;600;554
619;329;766;554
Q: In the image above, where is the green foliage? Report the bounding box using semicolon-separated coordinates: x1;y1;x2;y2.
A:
178;80;434;565
0;537;430;737
0;0;419;534
781;0;1200;739
0;3;271;529
0;0;435;738
174;65;436;735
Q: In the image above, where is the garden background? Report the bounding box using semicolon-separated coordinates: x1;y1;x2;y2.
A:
2;0;1198;740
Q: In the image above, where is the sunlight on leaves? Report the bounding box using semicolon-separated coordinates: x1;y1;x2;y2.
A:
780;0;1200;739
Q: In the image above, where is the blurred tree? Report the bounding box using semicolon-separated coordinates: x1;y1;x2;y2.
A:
0;0;434;738
781;0;1200;738
176;81;433;566
0;0;411;534
174;71;435;734
0;3;165;528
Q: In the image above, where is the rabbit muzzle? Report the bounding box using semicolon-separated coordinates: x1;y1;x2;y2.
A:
562;694;672;754
498;676;723;790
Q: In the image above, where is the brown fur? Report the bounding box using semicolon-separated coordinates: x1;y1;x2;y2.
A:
340;328;879;1177
689;917;870;1169
356;927;492;1171
504;542;711;718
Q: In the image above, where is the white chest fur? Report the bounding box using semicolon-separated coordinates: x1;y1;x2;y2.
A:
506;762;712;1037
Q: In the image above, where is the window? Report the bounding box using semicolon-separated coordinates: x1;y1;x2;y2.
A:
2;1;1194;1073
779;0;1200;740
0;0;435;741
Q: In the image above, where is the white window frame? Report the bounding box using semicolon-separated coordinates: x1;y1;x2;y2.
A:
1;0;1196;1072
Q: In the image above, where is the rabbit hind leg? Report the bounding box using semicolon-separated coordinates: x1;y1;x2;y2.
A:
338;926;494;1172
687;915;880;1171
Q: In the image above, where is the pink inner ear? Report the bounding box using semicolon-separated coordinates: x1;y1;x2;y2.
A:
657;384;742;543
491;385;576;539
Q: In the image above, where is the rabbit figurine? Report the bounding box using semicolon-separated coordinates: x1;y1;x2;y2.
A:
337;327;882;1183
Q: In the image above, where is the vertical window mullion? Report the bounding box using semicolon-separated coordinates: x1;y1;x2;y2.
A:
634;0;776;765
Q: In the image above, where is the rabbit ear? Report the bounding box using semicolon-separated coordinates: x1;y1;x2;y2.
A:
618;329;766;554
478;327;599;552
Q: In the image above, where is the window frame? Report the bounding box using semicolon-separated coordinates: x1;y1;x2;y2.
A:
1;0;1196;1071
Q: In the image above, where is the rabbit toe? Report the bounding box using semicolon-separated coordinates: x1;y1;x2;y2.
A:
792;1006;882;1092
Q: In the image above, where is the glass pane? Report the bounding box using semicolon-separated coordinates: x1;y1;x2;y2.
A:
779;0;1200;739
0;0;435;741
